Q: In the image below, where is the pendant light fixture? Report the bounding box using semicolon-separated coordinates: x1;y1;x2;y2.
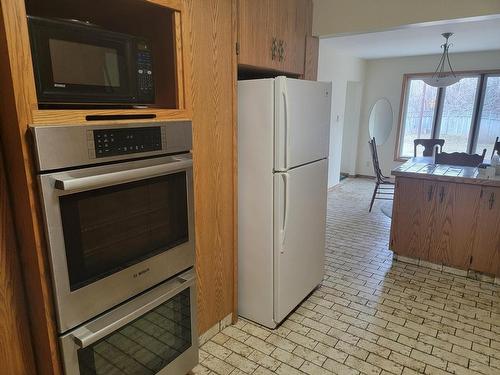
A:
423;32;461;88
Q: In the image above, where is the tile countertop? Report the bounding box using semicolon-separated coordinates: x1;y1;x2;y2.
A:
391;157;500;187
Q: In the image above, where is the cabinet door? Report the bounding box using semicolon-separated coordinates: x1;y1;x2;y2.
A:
279;0;307;75
238;0;279;70
471;187;500;275
391;177;433;259
428;182;453;264
446;183;480;270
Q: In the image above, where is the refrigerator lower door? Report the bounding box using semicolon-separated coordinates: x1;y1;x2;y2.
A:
274;77;332;171
273;159;328;324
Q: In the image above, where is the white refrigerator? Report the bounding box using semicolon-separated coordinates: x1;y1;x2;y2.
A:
238;76;331;328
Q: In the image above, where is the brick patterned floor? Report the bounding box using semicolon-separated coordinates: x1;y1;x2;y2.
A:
193;178;500;375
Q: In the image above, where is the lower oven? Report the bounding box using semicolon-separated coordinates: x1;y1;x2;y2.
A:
32;122;195;333
60;268;198;375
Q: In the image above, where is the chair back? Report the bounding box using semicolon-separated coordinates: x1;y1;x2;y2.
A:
368;138;384;182
492;136;500;159
414;139;445;157
435;149;486;167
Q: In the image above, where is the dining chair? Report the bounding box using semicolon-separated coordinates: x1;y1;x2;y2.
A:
491;136;500;159
368;138;394;213
414;139;445;157
435;149;487;167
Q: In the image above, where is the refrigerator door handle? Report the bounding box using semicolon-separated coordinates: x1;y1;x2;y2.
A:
280;172;289;254
282;82;290;171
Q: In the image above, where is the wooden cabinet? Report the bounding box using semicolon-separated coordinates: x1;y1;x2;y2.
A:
472;187;500;274
280;0;308;74
429;181;455;265
391;177;500;275
304;36;319;80
237;0;279;71
237;0;309;75
0;144;36;375
448;183;480;270
0;0;235;373
391;177;425;259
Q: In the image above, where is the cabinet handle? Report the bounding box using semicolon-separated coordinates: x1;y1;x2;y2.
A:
427;186;434;201
439;186;445;203
271;38;278;60
489;192;495;210
278;39;285;62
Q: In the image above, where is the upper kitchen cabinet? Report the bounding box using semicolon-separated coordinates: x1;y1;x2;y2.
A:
280;0;308;75
238;0;310;75
238;0;279;71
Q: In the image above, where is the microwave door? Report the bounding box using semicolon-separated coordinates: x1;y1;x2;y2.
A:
28;16;137;104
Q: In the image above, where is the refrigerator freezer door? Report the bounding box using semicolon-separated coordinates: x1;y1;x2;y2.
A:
275;77;332;171
273;159;328;324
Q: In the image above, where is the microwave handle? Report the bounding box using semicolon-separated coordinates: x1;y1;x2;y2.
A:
71;271;194;348
54;158;192;192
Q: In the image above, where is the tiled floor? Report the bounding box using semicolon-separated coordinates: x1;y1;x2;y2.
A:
193;178;500;375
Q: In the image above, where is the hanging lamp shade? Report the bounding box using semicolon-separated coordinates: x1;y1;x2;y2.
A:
422;33;461;88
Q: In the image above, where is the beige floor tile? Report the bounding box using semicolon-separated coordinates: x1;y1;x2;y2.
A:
193;179;500;375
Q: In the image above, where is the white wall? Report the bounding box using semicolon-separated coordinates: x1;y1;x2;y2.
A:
356;50;500;177
318;42;366;187
313;0;500;37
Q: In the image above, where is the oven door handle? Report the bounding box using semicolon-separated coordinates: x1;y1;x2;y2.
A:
54;158;192;192
71;270;194;348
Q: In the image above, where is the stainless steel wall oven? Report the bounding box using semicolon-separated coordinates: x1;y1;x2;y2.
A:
32;121;197;374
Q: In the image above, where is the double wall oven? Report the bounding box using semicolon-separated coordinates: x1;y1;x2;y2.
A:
32;121;197;375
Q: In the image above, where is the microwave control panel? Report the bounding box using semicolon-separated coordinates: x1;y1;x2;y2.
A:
92;127;164;158
136;40;154;102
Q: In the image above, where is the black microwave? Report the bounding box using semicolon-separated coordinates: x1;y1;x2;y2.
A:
28;16;155;106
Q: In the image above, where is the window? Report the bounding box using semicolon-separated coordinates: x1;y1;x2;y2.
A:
397;72;500;159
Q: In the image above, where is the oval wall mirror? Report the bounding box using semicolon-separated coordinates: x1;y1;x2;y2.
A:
369;98;393;145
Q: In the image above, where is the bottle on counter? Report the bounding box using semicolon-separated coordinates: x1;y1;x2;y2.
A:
492;151;500;176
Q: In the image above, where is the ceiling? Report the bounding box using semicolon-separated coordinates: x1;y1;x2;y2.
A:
321;16;500;59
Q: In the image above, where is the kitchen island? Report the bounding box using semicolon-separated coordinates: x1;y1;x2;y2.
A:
390;157;500;277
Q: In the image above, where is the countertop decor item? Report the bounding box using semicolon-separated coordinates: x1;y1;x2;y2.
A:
422;33;461;88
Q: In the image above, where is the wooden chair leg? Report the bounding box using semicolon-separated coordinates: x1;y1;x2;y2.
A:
369;182;379;212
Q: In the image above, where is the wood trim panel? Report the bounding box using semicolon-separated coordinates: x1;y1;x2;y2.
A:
31;108;192;125
147;0;183;11
303;36;319;81
173;11;185;109
231;0;239;323
0;143;37;375
0;0;62;374
185;0;236;334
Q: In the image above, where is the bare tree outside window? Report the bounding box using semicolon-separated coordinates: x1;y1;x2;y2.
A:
476;76;500;156
398;73;500;159
400;79;437;157
438;77;479;153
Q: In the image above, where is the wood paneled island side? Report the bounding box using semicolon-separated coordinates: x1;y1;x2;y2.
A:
390;158;500;277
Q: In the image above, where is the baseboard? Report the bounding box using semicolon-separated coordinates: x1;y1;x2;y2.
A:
393;254;499;285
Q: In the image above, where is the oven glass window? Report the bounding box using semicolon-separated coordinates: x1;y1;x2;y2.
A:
60;172;189;291
77;288;192;374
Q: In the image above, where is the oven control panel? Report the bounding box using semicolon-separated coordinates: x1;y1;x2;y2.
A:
93;127;163;158
31;121;192;171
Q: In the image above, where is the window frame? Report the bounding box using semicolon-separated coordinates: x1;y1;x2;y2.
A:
394;69;500;161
